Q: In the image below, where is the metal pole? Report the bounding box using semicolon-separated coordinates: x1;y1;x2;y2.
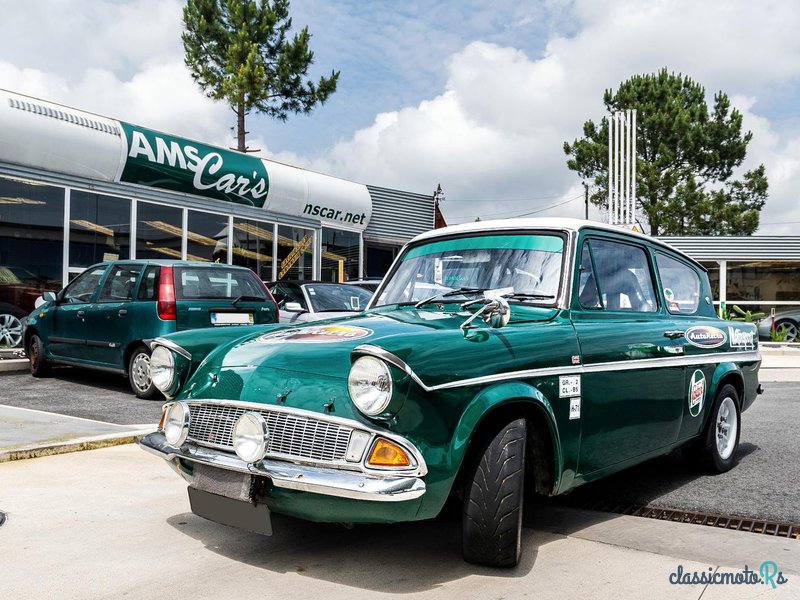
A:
608;114;613;224
625;110;632;225
632;109;637;227
615;112;621;225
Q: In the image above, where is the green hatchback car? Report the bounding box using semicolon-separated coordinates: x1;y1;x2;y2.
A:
139;219;761;567
25;261;278;398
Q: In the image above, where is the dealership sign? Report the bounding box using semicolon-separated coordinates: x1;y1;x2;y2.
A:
120;123;270;208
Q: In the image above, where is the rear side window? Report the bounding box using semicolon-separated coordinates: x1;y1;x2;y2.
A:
98;264;141;302
137;265;160;301
656;253;701;314
175;267;267;300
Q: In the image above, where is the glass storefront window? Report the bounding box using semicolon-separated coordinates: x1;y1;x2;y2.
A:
187;210;229;263
137;202;182;260
69;190;130;268
0;177;64;345
726;261;800;302
231;218;274;281
277;224;314;281
321;227;360;282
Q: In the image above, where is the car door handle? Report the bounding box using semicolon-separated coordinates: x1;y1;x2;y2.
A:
77;310;85;318
118;309;128;316
663;330;685;339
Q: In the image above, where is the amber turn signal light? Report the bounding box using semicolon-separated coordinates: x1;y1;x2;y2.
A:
367;438;411;467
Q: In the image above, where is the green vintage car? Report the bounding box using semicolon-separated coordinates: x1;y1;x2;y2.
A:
140;219;761;567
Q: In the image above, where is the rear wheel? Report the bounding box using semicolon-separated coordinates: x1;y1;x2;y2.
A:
128;345;158;399
0;313;23;347
775;319;798;342
28;334;51;377
697;384;741;473
462;417;526;568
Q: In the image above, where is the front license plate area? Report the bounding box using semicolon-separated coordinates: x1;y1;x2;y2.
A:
188;486;272;535
193;463;253;501
210;312;254;326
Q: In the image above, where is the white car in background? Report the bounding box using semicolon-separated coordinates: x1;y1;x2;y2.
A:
266;281;373;324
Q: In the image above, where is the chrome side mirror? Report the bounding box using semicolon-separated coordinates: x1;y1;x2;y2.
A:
460;296;511;332
35;291;57;308
284;301;306;313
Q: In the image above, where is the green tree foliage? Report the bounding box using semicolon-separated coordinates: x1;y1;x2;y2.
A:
183;0;339;152
563;69;768;235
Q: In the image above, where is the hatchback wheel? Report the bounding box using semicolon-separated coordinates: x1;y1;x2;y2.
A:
0;313;23;347
28;333;51;377
128;345;159;399
462;417;526;567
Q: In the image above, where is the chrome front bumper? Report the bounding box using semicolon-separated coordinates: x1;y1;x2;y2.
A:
139;431;426;502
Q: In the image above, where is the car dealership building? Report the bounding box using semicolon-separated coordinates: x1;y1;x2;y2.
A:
0;89;435;328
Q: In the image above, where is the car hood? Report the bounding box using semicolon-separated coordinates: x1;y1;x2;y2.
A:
201;304;562;389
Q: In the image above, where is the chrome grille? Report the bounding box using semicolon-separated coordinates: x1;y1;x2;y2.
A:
187;403;353;462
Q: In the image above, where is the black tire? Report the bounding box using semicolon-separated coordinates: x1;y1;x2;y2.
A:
128;345;159;399
28;333;51;377
462;417;526;568
697;384;741;473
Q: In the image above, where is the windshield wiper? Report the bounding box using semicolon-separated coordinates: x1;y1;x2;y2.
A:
231;294;266;307
414;287;488;308
503;292;555;301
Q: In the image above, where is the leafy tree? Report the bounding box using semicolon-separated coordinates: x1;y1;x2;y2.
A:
563;69;768;235
183;0;339;152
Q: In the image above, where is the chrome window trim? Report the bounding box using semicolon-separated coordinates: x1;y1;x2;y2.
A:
353;344;761;393
174;399;428;477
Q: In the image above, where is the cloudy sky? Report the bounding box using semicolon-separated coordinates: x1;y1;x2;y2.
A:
2;0;800;232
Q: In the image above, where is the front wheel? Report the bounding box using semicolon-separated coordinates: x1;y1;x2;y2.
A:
462;417;526;568
128;345;159;399
698;384;741;473
775;319;798;342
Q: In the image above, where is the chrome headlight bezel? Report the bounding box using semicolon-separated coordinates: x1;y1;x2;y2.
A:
347;356;393;416
232;412;270;463
163;401;190;447
150;345;176;393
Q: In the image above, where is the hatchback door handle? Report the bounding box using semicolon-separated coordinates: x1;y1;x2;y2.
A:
664;330;685;339
118;309;128;316
77;310;85;318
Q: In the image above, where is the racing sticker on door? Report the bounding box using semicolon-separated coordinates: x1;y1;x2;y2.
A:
688;369;706;417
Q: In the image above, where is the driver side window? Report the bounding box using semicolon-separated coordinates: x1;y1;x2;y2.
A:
62;266;107;304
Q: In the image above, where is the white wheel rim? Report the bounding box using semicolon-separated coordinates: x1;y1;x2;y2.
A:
0;314;23;347
131;353;152;392
716;397;738;460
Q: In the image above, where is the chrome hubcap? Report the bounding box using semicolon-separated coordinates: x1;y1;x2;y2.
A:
131;353;151;392
776;322;798;342
0;314;23;347
716;397;738;460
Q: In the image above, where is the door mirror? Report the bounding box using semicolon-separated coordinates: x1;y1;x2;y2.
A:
284;302;306;313
35;291;58;308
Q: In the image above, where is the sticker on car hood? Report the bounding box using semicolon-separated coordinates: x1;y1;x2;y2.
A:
684;326;727;348
257;325;373;344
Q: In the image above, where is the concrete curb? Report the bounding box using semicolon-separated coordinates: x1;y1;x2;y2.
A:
0;428;154;463
0;359;28;373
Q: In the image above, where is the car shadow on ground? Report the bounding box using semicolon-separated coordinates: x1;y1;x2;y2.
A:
167;511;542;592
43;366;133;395
540;443;759;512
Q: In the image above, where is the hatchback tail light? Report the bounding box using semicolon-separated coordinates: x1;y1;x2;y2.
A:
157;265;177;320
258;278;280;322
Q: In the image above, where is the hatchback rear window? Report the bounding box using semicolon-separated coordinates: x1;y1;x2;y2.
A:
174;267;267;300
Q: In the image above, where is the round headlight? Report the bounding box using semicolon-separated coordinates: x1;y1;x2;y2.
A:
163;401;190;447
348;356;393;416
150;345;176;393
233;412;269;463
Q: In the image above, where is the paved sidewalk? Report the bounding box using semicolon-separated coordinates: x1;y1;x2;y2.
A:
0;445;795;599
0;404;153;462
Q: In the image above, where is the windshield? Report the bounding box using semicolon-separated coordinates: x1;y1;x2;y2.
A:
305;283;373;312
374;233;565;307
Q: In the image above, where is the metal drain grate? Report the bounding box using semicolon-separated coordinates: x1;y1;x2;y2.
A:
573;499;799;540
